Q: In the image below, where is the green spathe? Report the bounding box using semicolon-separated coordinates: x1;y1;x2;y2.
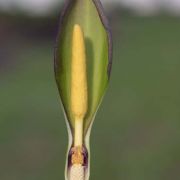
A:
55;0;112;134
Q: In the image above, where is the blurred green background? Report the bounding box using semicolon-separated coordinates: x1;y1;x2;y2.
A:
0;1;180;180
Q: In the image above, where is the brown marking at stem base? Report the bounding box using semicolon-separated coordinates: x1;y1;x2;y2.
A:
71;146;84;165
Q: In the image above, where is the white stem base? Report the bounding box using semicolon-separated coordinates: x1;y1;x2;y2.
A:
69;165;85;180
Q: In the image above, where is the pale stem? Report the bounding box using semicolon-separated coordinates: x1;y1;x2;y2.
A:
69;165;85;180
74;118;83;147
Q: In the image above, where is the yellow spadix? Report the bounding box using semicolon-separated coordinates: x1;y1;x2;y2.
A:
71;24;88;147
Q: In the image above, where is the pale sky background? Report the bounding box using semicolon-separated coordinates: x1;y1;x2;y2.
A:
0;0;180;15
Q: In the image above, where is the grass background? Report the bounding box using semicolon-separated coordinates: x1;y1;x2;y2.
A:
0;14;180;179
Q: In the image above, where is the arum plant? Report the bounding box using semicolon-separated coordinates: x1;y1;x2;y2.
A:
54;0;112;179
